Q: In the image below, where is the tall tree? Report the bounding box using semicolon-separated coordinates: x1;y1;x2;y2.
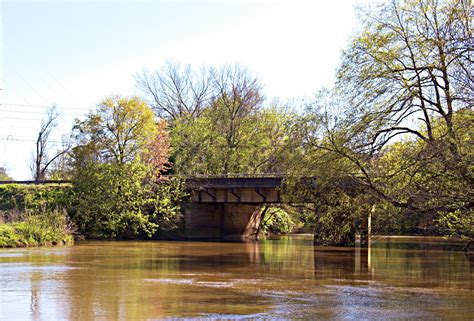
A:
167;65;295;176
30;106;71;181
337;0;472;164
209;64;265;173
332;0;474;210
287;0;473;244
136;61;214;120
72;96;158;166
70;96;183;239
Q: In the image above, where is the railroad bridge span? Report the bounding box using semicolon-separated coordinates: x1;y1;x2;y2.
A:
184;176;284;240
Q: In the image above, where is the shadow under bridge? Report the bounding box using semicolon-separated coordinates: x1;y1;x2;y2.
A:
183;175;294;241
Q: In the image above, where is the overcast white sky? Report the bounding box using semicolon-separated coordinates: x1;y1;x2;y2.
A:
0;0;372;179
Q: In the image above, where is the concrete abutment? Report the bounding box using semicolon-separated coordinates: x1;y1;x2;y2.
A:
183;203;262;240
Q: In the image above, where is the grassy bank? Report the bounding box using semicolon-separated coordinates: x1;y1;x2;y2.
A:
0;184;75;248
0;210;74;248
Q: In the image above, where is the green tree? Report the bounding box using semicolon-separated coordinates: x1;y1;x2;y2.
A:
290;0;473;244
338;0;472;150
70;96;184;239
169;65;295;175
170;106;294;175
72;96;157;167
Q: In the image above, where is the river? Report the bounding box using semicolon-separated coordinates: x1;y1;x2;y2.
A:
0;236;472;320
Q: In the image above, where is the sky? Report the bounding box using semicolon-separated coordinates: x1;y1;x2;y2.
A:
0;0;372;180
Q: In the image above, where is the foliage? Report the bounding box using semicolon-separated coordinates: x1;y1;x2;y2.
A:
330;0;473;211
337;0;472;150
71;154;185;239
70;95;185;239
0;209;74;248
150;176;187;233
260;207;298;235
0;184;73;220
171;106;294;175
281;0;473;244
282;175;372;246
436;209;474;240
72;96;158;167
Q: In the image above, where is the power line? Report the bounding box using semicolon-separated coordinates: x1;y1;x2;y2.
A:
0;109;84;116
0;117;44;121
0;112;83;120
0;103;88;111
45;71;78;103
0;137;63;144
0;125;44;129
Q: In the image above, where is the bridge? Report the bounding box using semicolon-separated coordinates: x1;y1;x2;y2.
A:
184;176;285;240
0;176;290;240
186;176;282;203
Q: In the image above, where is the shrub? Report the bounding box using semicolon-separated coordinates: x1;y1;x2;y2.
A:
260;207;297;235
0;208;74;248
0;184;73;222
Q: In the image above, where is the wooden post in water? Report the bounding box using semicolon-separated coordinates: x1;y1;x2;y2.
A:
357;204;374;246
368;204;374;241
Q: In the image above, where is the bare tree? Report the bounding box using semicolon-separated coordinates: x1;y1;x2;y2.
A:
209;64;265;173
136;60;214;120
31;106;71;181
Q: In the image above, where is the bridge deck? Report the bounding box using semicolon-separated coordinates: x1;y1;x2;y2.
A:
186;177;282;189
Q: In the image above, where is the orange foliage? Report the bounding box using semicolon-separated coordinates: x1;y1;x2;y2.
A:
143;120;171;176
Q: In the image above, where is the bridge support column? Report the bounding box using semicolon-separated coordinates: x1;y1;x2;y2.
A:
183;203;262;240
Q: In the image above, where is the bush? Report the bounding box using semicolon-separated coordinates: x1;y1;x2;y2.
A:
260;207;297;235
436;209;474;241
0;184;73;222
71;161;186;239
0;209;74;248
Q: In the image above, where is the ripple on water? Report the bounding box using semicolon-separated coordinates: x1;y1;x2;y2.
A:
0;263;79;273
145;278;236;288
144;278;194;285
196;281;234;288
0;253;25;258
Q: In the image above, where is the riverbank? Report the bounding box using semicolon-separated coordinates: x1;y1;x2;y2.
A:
373;235;466;242
0;211;74;248
2;231;471;249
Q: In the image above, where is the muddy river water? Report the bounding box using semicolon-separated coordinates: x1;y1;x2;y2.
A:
0;236;472;320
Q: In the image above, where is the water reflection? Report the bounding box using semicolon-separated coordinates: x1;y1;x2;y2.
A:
0;236;472;320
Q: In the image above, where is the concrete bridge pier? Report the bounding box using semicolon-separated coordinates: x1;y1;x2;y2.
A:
183;203;262;240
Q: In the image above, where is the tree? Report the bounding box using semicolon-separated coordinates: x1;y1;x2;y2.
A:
30;106;71;181
338;0;472;144
70;96;184;239
291;0;473;244
170;106;294;175
337;0;472;173
167;64;297;176
72;159;185;239
72;96;158;166
136;61;214;120
209;64;265;174
335;0;472;208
